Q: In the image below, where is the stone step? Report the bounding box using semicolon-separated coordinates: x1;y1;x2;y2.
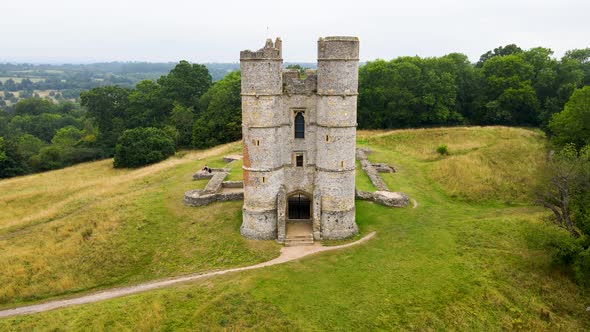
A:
284;239;314;247
286;235;314;240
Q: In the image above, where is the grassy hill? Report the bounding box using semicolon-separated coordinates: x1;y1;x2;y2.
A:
1;126;589;330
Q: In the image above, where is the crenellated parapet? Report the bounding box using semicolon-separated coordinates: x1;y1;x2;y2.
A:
317;36;359;61
283;69;317;95
240;38;282;61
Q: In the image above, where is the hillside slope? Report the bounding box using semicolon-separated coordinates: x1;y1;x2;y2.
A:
0;142;278;308
1;126;589;330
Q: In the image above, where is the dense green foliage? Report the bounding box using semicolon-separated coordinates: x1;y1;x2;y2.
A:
359;45;590;129
0;60;244;177
0;62;240;109
548;86;590;148
193;71;241;148
0;98;101;178
537;88;590;286
1;44;589;180
113;127;176;168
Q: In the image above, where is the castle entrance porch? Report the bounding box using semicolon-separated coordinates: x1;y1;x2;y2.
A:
284;192;314;246
288;193;311;220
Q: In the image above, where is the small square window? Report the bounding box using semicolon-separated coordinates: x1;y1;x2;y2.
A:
296;155;304;167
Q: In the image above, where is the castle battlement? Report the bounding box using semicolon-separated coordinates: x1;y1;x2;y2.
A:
283;69;317;95
318;36;360;60
240;38;282;61
240;37;360;242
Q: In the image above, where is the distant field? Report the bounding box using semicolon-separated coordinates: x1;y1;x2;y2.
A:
0;77;44;83
1;127;589;330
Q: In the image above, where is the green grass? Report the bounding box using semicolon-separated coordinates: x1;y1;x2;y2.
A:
0;143;278;308
226;159;244;181
355;159;376;192
1;127;589;330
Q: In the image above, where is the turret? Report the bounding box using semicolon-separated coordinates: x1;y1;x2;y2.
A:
240;38;285;240
315;36;360;239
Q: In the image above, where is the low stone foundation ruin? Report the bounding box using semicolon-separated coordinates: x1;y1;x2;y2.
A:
355;148;409;208
184;157;244;207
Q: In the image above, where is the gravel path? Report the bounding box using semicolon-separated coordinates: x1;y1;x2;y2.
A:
0;232;376;318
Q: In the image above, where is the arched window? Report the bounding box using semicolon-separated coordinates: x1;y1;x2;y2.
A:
294;112;305;138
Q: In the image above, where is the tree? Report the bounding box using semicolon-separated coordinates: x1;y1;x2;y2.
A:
158;61;212;109
193;71;241;148
80;86;130;151
535;144;590;238
536;144;590;287
113;127;175;168
548;86;590;148
14;97;54;115
170;103;195;147
285;64;306;76
0;137;28;178
17;134;44;160
51;126;83;147
126;80;169;128
358;57;462;129
481;55;539;125
477;44;523;67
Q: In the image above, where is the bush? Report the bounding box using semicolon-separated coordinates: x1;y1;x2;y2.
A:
436;144;449;156
574;247;590;288
113;127;175;168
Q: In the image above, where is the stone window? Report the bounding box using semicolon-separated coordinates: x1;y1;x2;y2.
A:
294;112;305;138
296;154;304;167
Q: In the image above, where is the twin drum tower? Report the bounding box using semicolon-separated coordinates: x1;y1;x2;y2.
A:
240;36;360;242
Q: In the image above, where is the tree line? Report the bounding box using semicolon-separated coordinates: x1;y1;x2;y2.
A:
0;60;242;176
358;45;590;130
1;44;589;177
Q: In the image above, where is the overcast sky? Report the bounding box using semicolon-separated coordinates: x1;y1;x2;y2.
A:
1;0;588;64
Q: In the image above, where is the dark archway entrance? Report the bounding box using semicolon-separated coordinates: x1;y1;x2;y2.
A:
288;193;311;220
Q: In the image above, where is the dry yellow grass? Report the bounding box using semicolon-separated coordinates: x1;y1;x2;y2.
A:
368;126;546;203
0;142;279;306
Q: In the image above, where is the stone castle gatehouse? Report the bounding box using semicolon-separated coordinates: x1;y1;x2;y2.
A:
240;36;360;242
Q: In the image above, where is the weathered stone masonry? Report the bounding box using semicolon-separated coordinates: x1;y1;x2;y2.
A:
240;37;360;241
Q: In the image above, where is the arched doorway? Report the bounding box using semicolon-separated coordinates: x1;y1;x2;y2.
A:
288;193;311;220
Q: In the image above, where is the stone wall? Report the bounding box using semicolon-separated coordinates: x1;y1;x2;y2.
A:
203;172;227;194
356;148;388;191
222;181;244;189
355;147;410;208
355;190;409;207
184;190;244;207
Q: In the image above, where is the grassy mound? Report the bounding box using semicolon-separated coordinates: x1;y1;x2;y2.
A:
0;142;276;307
1;126;589;330
362;126;546;203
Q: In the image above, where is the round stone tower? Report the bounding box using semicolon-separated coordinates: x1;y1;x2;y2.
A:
240;38;285;239
315;37;359;239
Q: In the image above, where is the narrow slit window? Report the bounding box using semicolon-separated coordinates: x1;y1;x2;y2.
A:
296;155;304;167
294;112;305;138
262;176;266;184
325;135;330;142
341;161;344;168
256;140;260;146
